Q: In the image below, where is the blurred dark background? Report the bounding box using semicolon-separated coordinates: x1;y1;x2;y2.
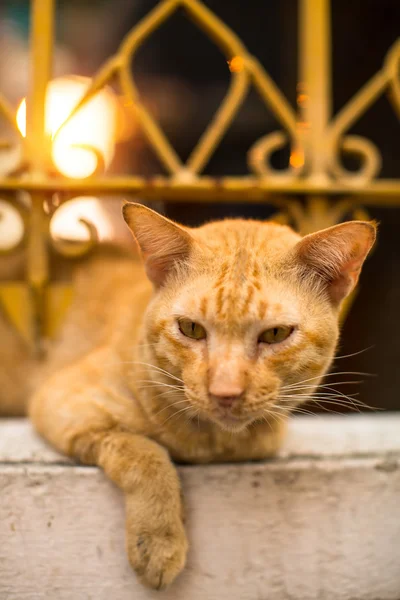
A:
1;0;399;411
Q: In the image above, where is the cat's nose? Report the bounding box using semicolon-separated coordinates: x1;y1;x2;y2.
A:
209;381;244;408
208;357;246;408
209;380;244;398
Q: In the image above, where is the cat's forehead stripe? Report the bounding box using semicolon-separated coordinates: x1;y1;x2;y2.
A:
215;286;225;317
239;285;255;317
213;262;229;289
252;262;260;279
258;300;268;320
200;296;208;318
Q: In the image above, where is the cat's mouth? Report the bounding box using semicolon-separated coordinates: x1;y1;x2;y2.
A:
183;389;270;432
208;409;257;432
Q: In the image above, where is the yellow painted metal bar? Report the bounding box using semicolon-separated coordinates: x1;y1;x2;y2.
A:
119;0;181;56
27;194;49;353
386;38;400;118
25;0;55;350
248;57;298;140
186;70;250;174
0;96;21;138
0;177;399;199
27;0;54;170
117;0;186;174
119;67;184;175
299;0;331;180
329;39;400;148
329;71;387;148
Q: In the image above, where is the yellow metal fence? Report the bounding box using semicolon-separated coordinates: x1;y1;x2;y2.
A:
0;0;399;353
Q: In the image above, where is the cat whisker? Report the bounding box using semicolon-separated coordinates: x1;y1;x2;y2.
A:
134;385;184;396
153;389;186;401
120;361;184;384
280;390;360;399
318;346;374;362
269;411;286;427
135;379;185;391
280;394;364;408
161;405;195;426
260;414;273;432
281;390;360;402
185;409;201;428
311;399;362;415
291;407;318;417
286;380;362;391
187;409;200;422
153;398;189;419
306;386;377;409
282;383;366;403
282;370;375;391
262;409;287;428
279;393;380;412
273;404;318;417
281;396;363;412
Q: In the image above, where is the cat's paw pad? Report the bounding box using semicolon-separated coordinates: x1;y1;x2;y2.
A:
127;523;188;590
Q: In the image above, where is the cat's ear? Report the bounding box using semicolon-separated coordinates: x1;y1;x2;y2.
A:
293;220;377;305
122;203;194;287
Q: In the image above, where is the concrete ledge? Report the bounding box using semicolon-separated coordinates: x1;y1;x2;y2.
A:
1;415;400;600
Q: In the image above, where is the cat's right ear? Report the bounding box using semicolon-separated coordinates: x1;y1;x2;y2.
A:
292;220;376;305
122;203;194;287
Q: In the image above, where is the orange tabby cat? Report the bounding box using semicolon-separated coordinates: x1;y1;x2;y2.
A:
1;204;376;589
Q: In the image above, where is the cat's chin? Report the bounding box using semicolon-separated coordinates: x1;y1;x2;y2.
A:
210;414;254;433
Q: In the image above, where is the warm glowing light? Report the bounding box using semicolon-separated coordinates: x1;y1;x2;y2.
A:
0;200;24;250
16;76;117;179
290;150;305;169
50;197;114;242
228;56;244;73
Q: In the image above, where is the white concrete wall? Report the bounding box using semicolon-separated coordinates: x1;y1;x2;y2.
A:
1;415;399;600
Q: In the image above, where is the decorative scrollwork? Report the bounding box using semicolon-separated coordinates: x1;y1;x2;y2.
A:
0;0;399;349
53;0;301;183
0;197;26;254
274;196;370;236
49;197;100;258
328;38;400;185
248;132;305;183
0;91;25;177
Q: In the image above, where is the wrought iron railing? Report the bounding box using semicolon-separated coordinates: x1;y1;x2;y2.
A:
0;0;399;353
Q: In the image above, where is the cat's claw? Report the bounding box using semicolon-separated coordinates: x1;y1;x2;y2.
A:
127;522;188;590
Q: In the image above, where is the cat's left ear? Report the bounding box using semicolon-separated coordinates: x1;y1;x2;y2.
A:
293;220;377;305
122;203;194;287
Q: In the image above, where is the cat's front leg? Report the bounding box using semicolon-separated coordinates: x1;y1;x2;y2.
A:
96;430;188;590
30;364;187;590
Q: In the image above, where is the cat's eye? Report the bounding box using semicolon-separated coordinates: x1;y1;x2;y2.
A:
258;326;294;345
178;318;207;340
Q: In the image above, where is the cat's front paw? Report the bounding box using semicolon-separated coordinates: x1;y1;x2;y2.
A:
126;518;188;590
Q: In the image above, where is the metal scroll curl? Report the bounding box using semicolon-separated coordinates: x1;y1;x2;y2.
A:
49;197;99;258
0;196;27;254
327;38;400;185
248;131;305;183
46;0;303;183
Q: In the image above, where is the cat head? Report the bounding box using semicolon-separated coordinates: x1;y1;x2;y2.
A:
123;203;376;432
